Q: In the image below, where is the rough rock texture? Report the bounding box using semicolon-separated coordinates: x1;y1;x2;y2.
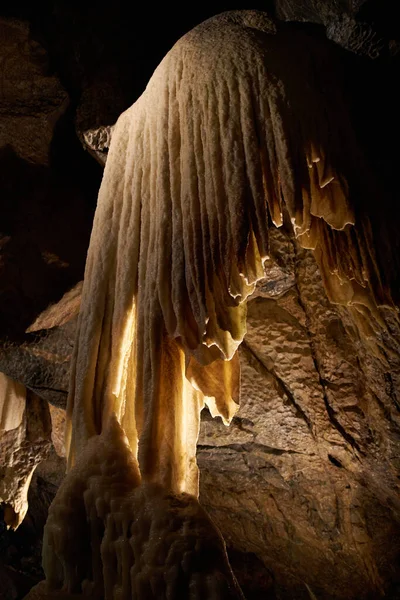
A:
0;19;68;165
0;278;80;407
0;17;99;338
0;319;76;409
0;374;52;529
0;456;64;600
198;227;400;599
3;227;400;598
0;283;81;408
31;417;244;600
274;0;399;58
0;3;400;600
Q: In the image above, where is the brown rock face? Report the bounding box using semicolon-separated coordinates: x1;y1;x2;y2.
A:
0;18;99;338
0;4;400;600
4;227;400;599
273;0;398;58
0;19;68;165
198;227;400;599
0;373;52;529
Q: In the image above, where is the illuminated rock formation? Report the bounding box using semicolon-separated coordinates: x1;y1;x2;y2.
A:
66;10;397;499
23;9;399;599
0;372;52;528
24;415;243;600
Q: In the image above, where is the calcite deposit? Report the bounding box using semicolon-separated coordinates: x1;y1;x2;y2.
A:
0;373;52;529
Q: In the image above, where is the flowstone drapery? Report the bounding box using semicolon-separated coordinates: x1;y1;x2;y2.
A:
66;10;396;495
31;9;399;599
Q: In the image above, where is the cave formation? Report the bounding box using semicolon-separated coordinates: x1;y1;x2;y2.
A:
68;9;396;495
1;4;400;600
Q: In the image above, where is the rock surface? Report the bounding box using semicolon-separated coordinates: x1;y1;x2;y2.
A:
198;227;400;599
0;18;99;338
274;0;399;58
0;374;52;529
0;3;400;600
29;417;244;600
3;228;400;598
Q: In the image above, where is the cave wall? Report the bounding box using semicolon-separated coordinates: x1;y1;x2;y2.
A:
199;228;400;599
0;2;400;599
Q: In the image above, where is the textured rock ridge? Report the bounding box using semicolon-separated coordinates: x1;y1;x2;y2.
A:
198;227;400;599
0;373;52;529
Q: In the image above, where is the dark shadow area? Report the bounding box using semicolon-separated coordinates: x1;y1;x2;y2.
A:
0;105;101;339
228;548;276;599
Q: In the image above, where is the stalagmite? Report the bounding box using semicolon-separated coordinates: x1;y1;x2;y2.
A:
65;9;396;496
31;415;243;600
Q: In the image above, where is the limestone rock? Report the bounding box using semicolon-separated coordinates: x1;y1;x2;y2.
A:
0;6;399;599
198;228;400;599
0;19;68;166
0;323;75;409
0;374;52;529
30;416;244;600
0;281;82;409
3;228;400;598
0;18;98;338
273;0;395;58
